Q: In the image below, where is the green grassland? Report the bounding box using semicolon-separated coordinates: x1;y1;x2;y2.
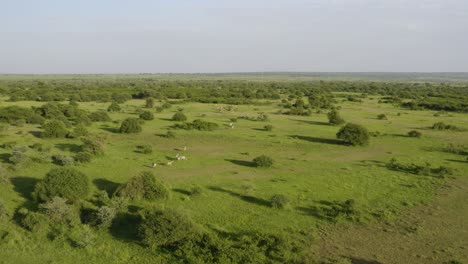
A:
0;94;467;263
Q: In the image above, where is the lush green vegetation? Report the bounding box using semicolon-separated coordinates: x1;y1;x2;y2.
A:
0;74;467;263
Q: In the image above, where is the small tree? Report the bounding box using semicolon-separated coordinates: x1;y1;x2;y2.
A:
145;98;154;108
139;111;154;121
408;130;422;138
327;109;345;125
81;135;106;155
95;206;116;229
139;208;198;249
115;171;170;201
253;155;274;168
336;123;370;146
74;151;93;163
377;114;387;120
33;167;90;202
42;120;68;138
172;111;187;121
270;194;290;209
71;123;88;138
89;111;112;122
119;118;142;133
264;125;274;131
107;102;121;112
39;196;78;225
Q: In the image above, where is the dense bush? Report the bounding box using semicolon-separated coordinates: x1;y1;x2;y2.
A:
119;118;142;133
173;119;218;131
408;130;422;138
327;109;345;125
115;171;170;201
81;134;106;155
19;209;49;232
145;98;154;108
52;154;75;166
253;155;274;168
264;124;273;131
33;167;90;202
336;123;370;146
39;196;79;226
107;102;121;112
139;111;154;120
41;119;68;138
74;151;93;163
137;145;153;154
95;206;116;229
166;130;176;138
377;114;387;120
69;123;88;138
270;194;290;209
432;122;458;130
89;111;111;122
172;111;187;121
386;158;454;178
139;208;198;249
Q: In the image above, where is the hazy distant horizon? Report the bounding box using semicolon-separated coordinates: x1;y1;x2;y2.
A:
2;0;467;73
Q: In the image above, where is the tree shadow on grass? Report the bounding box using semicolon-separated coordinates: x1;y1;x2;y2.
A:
160;118;174;122
225;159;255;167
289;135;346;146
28;130;42;138
446;159;467;164
99;127;120;133
289;119;330;126
10;176;39;200
348;257;382;264
55;143;82;153
110;212;141;242
208;186;271;207
173;188;191;196
93;178;121;196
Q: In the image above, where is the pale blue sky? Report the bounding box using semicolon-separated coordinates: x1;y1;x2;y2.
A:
1;0;467;73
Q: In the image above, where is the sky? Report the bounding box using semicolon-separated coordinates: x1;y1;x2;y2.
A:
1;0;467;73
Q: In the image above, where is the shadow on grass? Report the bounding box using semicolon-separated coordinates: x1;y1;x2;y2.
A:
389;133;410;138
159;118;174;122
208;186;271;207
348;257;382;264
110;213;141;242
0;153;12;163
10;176;39;200
99;127;120;133
93;178;121;196
55;143;82;153
225;159;255;167
173;188;191;196
289;119;330;126
289;135;346;146
28;131;42;138
446;159;467;164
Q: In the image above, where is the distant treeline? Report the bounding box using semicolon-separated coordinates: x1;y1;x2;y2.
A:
0;78;467;112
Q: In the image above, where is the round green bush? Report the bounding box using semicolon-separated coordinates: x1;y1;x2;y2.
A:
264;125;274;131
172;111;187;121
107;102;121;112
253;155;274;168
408;130;422;138
33;167;90;202
270;194;290;209
115;171;170;201
139;208;198;249
119;118;142;133
139;111;154;120
327;109;345;125
42;119;68;138
74;151;93;163
336;123;370;146
89;111;112;122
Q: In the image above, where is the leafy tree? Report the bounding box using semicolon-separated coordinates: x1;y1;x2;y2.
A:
327;109;345;125
81;135;106;155
74;151;93;163
139;111;154;120
336;123;370;146
172;111;187;121
253;155;274;168
115;171;170;201
33;167;90;202
270;194;290;209
95;206;116;229
145;98;154;108
89;111;111;122
71;123;88;138
119;118;142;133
139;208;198;249
107;102;121;112
39;196;79;226
42;119;68;138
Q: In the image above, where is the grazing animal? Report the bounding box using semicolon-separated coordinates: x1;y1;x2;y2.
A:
152;162;157;168
178;155;187;161
167;161;174;166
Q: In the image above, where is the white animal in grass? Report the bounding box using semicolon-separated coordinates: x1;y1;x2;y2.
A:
152;162;157;168
167;161;174;166
177;155;187;161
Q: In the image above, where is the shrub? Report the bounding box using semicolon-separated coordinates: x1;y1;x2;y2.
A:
33;167;90;202
39;196;78;226
270;194;290;209
9;147;30;166
327;109;345;125
162;102;172;109
138;145;153;154
89;111;111;122
19;210;49;232
172;111;187;121
173;119;218;131
139;208;198;249
42;119;68;138
166;130;176;138
95;206;116;229
377;114;387;120
189;186;203;197
432;122;457;130
81;134;106;155
264;125;273;131
107;102;121;112
74;152;93;163
69;225;96;248
139;111;154;120
253;155;274;168
145;98;154;108
119;118;142;133
408;130;422;138
52;154;75;166
71;124;89;138
115;171;170;201
0;199;10;221
336;123;370;146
